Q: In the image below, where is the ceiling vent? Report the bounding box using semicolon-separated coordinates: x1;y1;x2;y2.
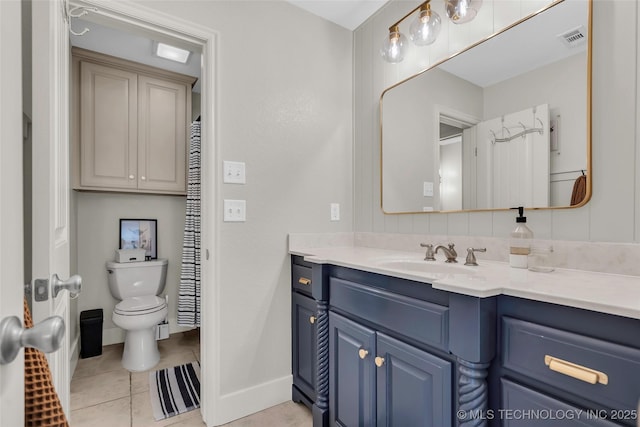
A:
557;26;587;48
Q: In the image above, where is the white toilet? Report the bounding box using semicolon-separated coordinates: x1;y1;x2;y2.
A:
106;259;168;372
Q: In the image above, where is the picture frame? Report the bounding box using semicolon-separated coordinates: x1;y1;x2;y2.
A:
119;219;157;259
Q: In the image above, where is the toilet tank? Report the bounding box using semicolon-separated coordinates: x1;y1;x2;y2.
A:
106;259;168;300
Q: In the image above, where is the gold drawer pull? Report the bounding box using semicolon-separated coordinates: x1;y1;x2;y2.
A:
358;348;369;359
375;356;385;367
309;316;316;324
298;277;311;286
544;355;608;385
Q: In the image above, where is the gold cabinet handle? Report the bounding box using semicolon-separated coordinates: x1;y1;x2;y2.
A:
309;316;316;324
375;356;385;367
544;355;608;385
298;277;311;286
358;348;369;359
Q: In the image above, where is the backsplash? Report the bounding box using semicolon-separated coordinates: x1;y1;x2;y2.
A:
290;232;640;277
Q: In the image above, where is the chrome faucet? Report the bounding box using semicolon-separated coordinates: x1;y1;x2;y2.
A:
420;243;436;261
435;243;458;263
465;248;487;266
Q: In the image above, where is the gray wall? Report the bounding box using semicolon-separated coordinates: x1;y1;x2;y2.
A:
79;0;353;411
354;0;640;243
76;193;187;343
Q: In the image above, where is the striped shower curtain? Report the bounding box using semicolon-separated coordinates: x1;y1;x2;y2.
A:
177;120;201;327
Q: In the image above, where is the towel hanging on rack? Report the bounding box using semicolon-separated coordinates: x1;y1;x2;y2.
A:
570;174;587;206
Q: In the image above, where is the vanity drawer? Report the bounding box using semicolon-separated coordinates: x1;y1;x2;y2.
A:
502;317;640;412
501;379;620;427
330;277;449;351
292;262;313;296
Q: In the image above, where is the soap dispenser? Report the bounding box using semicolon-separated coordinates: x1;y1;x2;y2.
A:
509;207;533;268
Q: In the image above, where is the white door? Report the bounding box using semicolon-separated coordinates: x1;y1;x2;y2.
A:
0;0;25;425
31;0;74;417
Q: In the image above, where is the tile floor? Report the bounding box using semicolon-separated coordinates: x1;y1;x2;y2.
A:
70;330;312;427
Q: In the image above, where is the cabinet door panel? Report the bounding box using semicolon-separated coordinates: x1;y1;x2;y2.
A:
138;75;187;192
80;61;137;189
292;292;316;401
329;312;376;427
376;333;452;427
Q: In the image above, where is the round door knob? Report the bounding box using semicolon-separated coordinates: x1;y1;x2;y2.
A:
128;174;135;180
141;176;146;181
358;348;369;359
375;356;385;367
309;316;316;324
0;315;65;364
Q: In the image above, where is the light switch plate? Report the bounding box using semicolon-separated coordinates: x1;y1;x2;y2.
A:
330;203;340;221
223;161;246;184
223;199;246;222
423;181;434;197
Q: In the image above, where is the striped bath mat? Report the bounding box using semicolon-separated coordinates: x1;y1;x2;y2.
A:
149;361;201;421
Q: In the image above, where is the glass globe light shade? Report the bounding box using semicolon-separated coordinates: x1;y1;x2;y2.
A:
380;27;408;63
409;5;441;46
446;0;483;24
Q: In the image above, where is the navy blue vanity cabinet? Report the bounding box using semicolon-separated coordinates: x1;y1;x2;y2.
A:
323;267;474;427
291;256;317;409
292;255;331;426
495;296;640;427
329;311;452;427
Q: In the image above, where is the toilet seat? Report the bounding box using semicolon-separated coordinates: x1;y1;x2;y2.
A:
115;295;166;316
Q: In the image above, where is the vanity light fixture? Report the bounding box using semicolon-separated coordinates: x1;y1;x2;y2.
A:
155;42;191;64
410;2;441;46
381;0;481;63
446;0;483;24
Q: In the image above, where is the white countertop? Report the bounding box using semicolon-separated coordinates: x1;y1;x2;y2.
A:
291;246;640;320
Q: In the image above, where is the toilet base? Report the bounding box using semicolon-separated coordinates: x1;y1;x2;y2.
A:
121;327;160;372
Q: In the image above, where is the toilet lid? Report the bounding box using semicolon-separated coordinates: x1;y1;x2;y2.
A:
115;296;166;316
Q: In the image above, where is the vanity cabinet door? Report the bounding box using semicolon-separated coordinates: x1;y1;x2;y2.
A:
329;312;376;427
292;292;317;403
376;333;452;427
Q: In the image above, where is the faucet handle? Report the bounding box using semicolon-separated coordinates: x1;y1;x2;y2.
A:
420;243;436;261
465;248;487;266
447;243;457;258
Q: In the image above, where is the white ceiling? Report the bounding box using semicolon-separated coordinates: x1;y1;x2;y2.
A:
285;0;390;30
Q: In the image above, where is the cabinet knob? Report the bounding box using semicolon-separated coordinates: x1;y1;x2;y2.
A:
358;348;369;359
374;356;385;367
129;174;135;180
141;176;146;181
298;277;311;286
309;316;316;324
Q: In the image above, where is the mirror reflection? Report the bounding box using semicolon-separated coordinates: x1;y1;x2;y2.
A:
381;0;590;213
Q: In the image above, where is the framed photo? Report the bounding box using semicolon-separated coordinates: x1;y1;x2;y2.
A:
119;219;157;259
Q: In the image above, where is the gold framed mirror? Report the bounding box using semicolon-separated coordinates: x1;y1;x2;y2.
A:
380;0;591;214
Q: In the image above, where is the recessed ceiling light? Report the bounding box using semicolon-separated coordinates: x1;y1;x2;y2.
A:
155;42;190;64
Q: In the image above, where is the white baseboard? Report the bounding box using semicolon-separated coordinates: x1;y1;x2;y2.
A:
103;327;126;346
212;374;292;426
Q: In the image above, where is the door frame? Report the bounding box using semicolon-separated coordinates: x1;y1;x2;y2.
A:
0;0;25;425
67;1;219;425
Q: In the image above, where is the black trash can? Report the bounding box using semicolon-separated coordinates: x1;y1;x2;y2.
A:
80;309;103;358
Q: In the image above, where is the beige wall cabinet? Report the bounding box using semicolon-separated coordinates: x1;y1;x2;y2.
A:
72;47;196;195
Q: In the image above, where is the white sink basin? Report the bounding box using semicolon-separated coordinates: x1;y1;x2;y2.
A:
375;259;476;277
